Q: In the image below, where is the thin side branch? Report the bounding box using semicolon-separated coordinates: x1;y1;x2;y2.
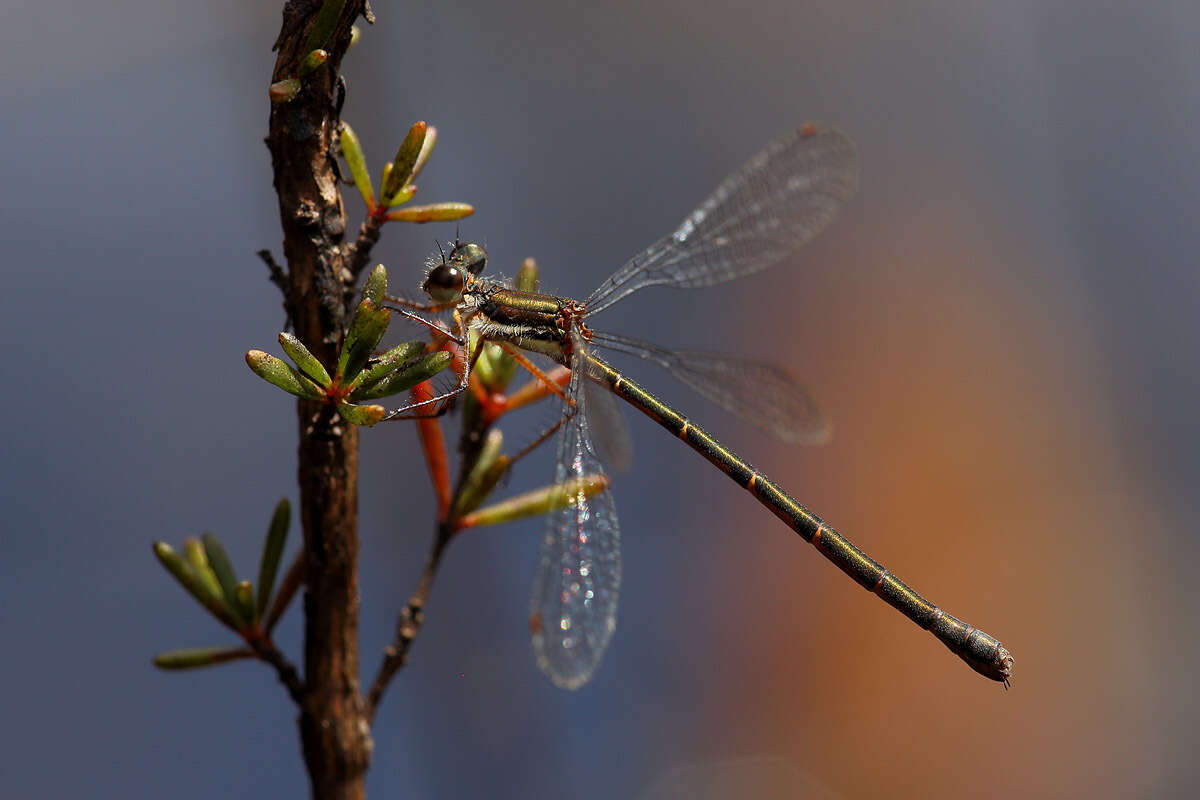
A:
251;636;306;704
265;551;306;634
258;248;290;296
344;213;384;288
365;524;453;719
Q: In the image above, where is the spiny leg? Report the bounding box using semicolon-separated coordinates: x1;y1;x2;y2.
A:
385;295;462;315
491;355;576;468
508;408;574;467
383;312;483;421
497;342;572;404
385;306;463;344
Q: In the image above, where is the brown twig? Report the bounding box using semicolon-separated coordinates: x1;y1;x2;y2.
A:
365;523;454;719
265;2;372;797
249;635;306;705
257;248;289;295
344;212;384;290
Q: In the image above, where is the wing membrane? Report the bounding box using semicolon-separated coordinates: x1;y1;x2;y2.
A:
592;331;831;444
529;349;622;690
585;125;858;315
580;356;633;473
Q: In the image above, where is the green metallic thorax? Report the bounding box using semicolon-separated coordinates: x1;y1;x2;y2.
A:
469;284;572;361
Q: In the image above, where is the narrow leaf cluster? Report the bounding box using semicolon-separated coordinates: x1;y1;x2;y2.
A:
338;120;475;224
151;500;297;670
245;265;452;427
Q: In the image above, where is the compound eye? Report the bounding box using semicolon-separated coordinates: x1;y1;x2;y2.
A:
423;263;464;303
450;242;488;276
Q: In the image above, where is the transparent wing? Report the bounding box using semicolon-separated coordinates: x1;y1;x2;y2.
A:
580;357;633;473
585;125;858;315
591;330;831;445
529;346;622;690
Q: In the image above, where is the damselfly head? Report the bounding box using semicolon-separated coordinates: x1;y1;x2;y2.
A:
422;261;465;302
421;241;487;303
449;241;488;276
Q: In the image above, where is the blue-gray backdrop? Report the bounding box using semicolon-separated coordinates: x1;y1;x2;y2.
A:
3;1;1198;797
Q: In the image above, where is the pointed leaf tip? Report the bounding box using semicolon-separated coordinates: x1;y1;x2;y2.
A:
383;121;428;204
411;125;438;180
183;538;223;600
152;541;239;629
201;534;243;624
246;350;324;399
362;264;388;306
154;646;253;671
386;203;474;224
474;339;517;393
234;581;256;624
278;333;332;388
348;350;452;400
298;49;329;77
257;499;290;617
515;258;539;292
459;475;610;529
453;430;509;517
338;121;375;210
337;401;386;427
346;340;426;395
336;299;390;382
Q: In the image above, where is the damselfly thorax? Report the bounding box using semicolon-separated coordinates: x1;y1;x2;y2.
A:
465;282;593;362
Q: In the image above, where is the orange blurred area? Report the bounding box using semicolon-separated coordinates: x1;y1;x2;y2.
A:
693;175;1172;797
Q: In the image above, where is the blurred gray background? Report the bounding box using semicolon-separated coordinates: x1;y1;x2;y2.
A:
3;1;1198;797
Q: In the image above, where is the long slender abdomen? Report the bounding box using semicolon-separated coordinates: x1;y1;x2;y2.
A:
586;354;1013;684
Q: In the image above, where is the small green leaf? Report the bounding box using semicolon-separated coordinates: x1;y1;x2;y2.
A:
515;257;539;292
152;542;239;629
459;475;610;529
201;534;243;623
465;330;493;386
349;350;452;400
234;581;256;624
246;350;324;399
347;340;426;394
382;121;427;204
183;538;223;600
453;430;508;517
257;499;290;617
269;78;301;104
337;401;386;427
301;0;347;54
336;300;390;382
153;646;253;670
298;48;329;77
410;125;437;182
349;24;361;49
279;333;332;388
362;263;388;307
339;121;375;210
386;184;417;206
474;338;516;393
467;457;511;516
386;203;474;224
379;162;394;202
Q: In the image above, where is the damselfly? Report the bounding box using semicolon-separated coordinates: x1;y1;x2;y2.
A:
387;124;1012;689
